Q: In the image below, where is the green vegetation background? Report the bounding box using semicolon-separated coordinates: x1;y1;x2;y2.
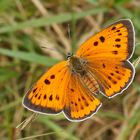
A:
0;0;140;140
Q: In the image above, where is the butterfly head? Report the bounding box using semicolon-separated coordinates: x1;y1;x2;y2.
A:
67;52;73;59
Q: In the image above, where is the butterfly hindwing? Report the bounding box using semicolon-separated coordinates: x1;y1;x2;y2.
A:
76;19;135;97
64;73;101;121
23;61;71;114
80;71;100;94
87;60;134;97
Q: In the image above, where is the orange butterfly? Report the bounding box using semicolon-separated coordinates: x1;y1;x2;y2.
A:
23;19;135;122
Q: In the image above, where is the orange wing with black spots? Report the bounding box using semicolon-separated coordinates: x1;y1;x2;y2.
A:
76;19;135;97
87;60;134;97
23;61;70;114
64;73;101;121
76;19;134;60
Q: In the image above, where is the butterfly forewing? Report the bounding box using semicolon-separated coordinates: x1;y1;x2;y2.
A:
76;19;134;60
23;61;71;114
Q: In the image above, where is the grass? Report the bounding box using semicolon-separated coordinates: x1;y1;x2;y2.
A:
0;0;140;140
0;48;58;65
0;7;107;33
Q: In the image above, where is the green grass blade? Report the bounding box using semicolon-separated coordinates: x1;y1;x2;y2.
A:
98;111;124;120
116;107;140;140
38;116;80;140
0;48;59;66
0;8;107;33
0;98;21;112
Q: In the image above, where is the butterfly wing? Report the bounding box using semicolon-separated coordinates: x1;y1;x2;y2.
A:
23;61;71;114
64;73;101;121
76;19;135;98
80;71;100;94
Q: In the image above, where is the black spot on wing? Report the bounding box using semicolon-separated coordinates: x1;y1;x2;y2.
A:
70;88;74;92
110;19;134;58
56;95;59;100
112;51;118;54
38;94;41;99
93;41;98;46
115;38;121;42
115;44;121;48
118;33;122;36
33;88;37;93
102;63;106;68
44;94;47;99
49;95;53;101
100;36;105;42
111;26;116;30
44;79;50;85
116;30;120;32
50;75;55;79
110;73;114;76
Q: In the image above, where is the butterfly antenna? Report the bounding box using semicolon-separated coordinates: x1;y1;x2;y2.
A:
68;23;71;40
67;23;73;56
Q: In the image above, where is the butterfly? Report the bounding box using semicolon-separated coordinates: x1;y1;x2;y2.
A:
23;19;135;122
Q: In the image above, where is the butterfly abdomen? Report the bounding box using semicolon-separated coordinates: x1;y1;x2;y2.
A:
81;72;99;94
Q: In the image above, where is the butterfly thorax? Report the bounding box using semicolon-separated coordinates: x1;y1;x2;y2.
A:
68;55;86;76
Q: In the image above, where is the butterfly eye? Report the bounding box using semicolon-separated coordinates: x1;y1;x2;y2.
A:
67;52;73;59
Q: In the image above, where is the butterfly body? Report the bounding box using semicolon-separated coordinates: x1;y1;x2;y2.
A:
68;55;99;94
23;19;135;122
68;55;86;75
